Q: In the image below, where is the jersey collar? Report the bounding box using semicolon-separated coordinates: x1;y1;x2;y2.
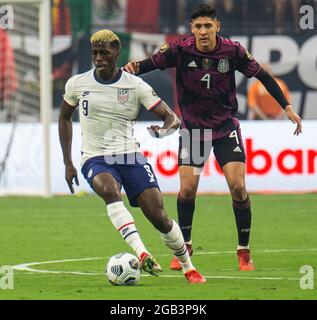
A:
93;68;122;85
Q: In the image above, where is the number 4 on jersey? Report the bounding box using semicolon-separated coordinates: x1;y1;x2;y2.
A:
229;130;239;144
201;74;212;89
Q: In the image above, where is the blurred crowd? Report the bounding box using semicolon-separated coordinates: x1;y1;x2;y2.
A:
52;0;317;36
160;0;317;35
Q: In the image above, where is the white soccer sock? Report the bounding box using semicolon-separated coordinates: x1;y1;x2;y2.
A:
237;245;250;250
106;201;148;258
160;220;195;273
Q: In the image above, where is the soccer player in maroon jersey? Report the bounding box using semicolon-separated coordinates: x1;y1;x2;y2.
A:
124;4;302;271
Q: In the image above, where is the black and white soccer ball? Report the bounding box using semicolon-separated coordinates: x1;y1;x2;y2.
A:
105;252;141;286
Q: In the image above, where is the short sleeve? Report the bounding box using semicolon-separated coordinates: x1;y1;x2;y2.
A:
236;44;261;78
63;76;79;107
151;41;178;70
136;79;162;111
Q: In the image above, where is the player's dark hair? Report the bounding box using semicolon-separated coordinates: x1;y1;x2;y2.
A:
191;4;217;21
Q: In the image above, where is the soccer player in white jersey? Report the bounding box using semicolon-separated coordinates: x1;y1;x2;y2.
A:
58;29;206;283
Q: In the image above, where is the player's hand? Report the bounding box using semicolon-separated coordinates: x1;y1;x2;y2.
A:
124;61;140;74
285;105;302;135
65;163;79;194
147;125;163;138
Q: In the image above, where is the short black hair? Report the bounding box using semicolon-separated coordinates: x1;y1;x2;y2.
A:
191;4;217;21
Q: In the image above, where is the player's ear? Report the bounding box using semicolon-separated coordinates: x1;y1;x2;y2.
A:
190;22;194;34
216;20;221;33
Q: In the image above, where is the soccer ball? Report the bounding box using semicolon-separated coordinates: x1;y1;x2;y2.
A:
105;252;141;286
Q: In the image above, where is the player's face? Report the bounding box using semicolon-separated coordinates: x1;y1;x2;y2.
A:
91;41;120;79
191;16;220;52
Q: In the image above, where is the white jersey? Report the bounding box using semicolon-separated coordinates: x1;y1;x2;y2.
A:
63;69;161;166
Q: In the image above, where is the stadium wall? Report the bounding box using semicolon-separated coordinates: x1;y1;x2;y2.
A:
0;121;316;195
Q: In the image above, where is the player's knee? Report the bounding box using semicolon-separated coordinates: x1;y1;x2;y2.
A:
180;184;197;199
97;186;121;204
229;181;246;200
156;216;173;234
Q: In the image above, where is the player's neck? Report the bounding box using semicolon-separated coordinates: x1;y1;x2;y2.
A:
196;36;217;53
95;67;119;82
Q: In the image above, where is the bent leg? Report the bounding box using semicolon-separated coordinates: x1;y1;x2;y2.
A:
137;187;172;233
92;172;122;204
137;187;196;273
92;172;149;258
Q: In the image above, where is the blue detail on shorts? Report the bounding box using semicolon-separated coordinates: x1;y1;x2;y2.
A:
81;153;160;207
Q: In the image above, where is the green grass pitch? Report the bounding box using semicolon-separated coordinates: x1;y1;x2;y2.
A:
0;194;316;300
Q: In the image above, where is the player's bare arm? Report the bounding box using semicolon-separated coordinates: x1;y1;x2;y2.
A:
255;67;302;135
58;100;79;193
147;101;180;138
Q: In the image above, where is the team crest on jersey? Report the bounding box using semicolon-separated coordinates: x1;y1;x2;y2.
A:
202;58;212;70
217;59;230;73
117;89;129;103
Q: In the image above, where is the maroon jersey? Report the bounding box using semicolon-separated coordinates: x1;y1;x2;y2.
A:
151;35;261;140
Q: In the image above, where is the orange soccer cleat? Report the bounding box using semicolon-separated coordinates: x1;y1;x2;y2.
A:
184;269;207;284
237;249;256;271
169;244;193;271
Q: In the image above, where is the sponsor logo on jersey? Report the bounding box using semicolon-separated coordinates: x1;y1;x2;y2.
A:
83;91;90;97
188;60;197;67
117;89;129;103
217;59;230;73
202;58;212;70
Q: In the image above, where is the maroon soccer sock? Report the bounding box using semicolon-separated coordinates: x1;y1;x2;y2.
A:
232;195;252;247
177;194;196;243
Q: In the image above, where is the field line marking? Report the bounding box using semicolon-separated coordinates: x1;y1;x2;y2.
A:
11;247;316;281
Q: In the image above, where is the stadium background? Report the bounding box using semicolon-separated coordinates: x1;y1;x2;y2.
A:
0;0;317;195
50;0;317;121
